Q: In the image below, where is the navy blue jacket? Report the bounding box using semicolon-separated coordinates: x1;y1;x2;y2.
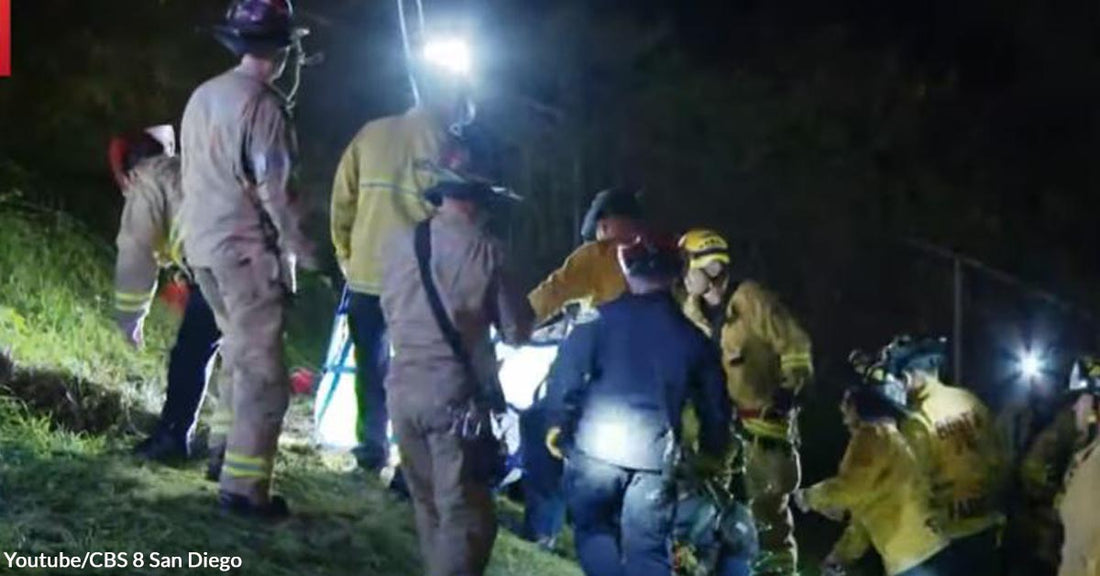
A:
549;292;731;472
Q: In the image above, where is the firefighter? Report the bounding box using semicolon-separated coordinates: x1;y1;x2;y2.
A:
880;336;1007;575
110;128;220;463
678;229;813;576
329;32;475;473
1005;406;1078;576
380;169;532;576
1056;356;1100;576
180;0;315;518
527;186;643;324
795;381;955;576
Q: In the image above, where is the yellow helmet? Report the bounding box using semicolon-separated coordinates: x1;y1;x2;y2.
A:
678;229;730;270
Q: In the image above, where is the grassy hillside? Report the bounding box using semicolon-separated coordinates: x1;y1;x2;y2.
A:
0;201;582;576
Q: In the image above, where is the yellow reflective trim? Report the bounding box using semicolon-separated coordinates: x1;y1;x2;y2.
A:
222;464;268;479
781;353;812;368
115;301;151;313
743;418;790;441
209;423;231;436
224;452;267;466
225;461;267;473
115;291;154;303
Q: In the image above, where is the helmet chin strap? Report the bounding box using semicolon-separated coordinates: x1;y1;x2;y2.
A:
279;30;323;113
448;98;476;138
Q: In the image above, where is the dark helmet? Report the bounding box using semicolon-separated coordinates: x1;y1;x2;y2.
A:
580;187;644;242
848;350;911;417
211;0;303;57
879;335;947;378
617;234;683;282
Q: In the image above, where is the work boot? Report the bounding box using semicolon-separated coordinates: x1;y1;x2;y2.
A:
218;491;290;521
206;444;226;483
351;442;388;473
380;464;410;500
133;432;190;464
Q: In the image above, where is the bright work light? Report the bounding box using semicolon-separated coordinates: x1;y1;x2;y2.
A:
1018;349;1045;381
423;37;472;76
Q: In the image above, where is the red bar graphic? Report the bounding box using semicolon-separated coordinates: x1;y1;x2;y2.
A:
0;0;9;77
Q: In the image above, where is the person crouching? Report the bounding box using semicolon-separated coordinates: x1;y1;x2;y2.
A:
796;380;956;576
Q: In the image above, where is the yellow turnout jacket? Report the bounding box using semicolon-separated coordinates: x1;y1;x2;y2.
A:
330;107;447;295
902;378;1007;540
682;281;813;441
804;421;949;575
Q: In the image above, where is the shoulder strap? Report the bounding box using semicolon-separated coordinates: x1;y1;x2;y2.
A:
414;219;480;398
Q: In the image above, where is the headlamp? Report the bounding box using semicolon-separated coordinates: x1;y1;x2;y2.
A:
422;37;472;76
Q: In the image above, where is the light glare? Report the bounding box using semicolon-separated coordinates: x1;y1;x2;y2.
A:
423;38;472;76
1019;350;1044;380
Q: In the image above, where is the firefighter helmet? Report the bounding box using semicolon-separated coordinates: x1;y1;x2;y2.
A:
849;349;910;414
679;229;731;271
1068;355;1100;397
211;0;304;56
580;187;644;241
880;335;947;378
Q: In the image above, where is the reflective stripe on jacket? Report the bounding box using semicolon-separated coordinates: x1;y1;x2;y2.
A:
902;379;1007;540
682;281;813;440
113;155;183;324
527;240;627;325
331;107;446;295
805;422;949;575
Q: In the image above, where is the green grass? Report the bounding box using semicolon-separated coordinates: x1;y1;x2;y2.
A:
0;202;583;576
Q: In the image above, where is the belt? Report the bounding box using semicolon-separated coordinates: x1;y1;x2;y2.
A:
741;423;794;451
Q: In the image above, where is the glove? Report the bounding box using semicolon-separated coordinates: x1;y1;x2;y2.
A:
545;427;564;460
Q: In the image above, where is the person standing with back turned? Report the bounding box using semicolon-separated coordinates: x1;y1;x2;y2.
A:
381;169;532;576
330;31;476;472
180;0;314;518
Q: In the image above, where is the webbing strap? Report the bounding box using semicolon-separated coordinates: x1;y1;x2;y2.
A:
414;219;480;401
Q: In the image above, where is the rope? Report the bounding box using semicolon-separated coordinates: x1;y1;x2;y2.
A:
396;0;420;106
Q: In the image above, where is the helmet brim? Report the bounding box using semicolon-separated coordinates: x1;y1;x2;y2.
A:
211;25;300;56
424;183;521;207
